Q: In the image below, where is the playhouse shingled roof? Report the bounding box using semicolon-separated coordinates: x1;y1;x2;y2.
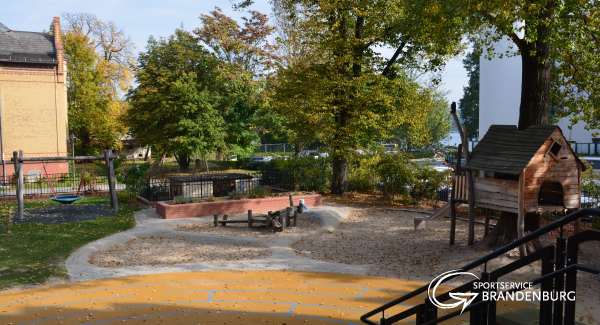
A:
462;125;583;175
0;22;57;63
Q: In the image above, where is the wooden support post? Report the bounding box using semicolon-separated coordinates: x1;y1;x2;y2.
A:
466;170;475;246
449;200;456;246
289;194;294;207
271;218;283;232
293;210;298;226
214;214;218;227
572;209;581;234
484;209;491;236
104;149;118;213
449;174;457;246
14;151;24;219
248;210;253;228
266;212;272;230
277;211;284;231
285;207;291;226
222;214;228;226
517;172;526;257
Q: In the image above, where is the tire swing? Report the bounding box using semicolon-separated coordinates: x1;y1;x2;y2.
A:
42;160;87;204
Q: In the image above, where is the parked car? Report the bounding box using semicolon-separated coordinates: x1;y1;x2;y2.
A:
300;150;329;158
250;156;272;162
225;155;238;161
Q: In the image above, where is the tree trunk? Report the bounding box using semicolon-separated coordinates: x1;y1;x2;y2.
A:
486;7;553;250
479;211;544;253
294;143;303;159
517;6;552;130
331;153;348;195
175;152;190;171
517;46;551;130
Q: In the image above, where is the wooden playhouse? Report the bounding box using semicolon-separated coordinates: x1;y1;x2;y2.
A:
459;125;586;247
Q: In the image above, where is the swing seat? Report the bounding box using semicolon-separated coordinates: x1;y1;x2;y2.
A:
51;195;83;204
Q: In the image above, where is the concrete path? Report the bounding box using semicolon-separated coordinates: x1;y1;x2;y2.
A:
66;206;371;282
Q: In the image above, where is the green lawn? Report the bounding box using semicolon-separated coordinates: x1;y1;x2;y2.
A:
0;197;138;290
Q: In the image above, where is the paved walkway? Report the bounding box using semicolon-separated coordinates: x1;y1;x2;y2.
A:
0;270;527;324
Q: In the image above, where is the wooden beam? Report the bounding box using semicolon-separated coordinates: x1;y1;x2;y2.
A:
104;149;118;213
467;170;475;246
285;207;292;227
517;172;526;257
14;151;23;219
12;155;117;162
450;202;457;246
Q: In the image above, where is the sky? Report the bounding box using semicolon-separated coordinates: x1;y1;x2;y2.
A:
1;0;468;104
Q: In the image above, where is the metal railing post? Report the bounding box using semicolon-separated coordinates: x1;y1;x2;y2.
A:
539;245;555;325
553;237;566;325
471;271;488;325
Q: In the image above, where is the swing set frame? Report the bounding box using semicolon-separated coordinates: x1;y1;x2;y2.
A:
11;149;119;219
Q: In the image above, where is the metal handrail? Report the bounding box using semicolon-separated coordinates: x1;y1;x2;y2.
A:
416;262;600;325
361;208;600;324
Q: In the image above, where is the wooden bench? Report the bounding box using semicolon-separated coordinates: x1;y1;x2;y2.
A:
212;195;305;232
213;206;301;233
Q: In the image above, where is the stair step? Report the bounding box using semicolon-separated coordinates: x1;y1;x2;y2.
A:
497;307;586;325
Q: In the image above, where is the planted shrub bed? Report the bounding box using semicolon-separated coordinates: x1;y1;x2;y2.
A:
155;193;322;219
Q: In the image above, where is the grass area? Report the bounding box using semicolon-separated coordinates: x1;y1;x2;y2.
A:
0;197;138;290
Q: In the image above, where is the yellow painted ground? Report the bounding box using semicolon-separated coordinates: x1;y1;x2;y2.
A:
0;271;526;325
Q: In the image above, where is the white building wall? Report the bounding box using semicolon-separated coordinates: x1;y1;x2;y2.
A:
479;37;521;139
479;37;599;143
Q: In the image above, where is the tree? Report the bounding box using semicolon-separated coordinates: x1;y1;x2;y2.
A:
124;29;226;170
61;13;135;153
459;50;480;140
63;30;117;154
270;0;324;157
194;7;278;77
393;87;452;151
453;0;599;131
447;0;599;251
62;13;135;95
272;0;465;194
193;7;279;157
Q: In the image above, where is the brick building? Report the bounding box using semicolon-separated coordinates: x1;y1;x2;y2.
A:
0;17;69;181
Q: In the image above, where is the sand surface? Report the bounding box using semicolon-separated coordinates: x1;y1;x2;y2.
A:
82;203;599;323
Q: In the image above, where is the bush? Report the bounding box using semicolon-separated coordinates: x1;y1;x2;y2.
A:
410;164;447;200
172;196;193;204
275;156;331;192
373;153;414;198
60;173;72;183
117;162;151;194
411;149;436;159
347;154;378;192
81;174;93;186
581;161;600;209
95;154;127;176
117;189;137;205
